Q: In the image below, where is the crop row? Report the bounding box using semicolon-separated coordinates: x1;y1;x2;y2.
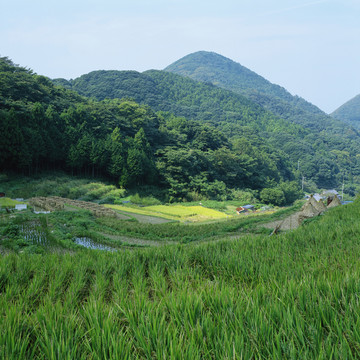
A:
29;196;117;218
1;200;360;358
106;204;229;222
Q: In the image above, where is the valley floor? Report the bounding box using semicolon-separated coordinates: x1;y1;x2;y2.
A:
1;192;359;358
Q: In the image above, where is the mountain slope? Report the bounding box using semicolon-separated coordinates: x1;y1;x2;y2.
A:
164;51;346;133
53;69;360;189
2;56;302;201
331;94;360;130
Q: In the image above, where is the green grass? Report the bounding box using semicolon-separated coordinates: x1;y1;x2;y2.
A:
0;197;302;253
0;172;126;203
1;198;360;358
106;204;175;220
0;197;24;207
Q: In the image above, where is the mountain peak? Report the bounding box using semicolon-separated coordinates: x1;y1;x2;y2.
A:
164;51;288;97
165;51;256;86
165;51;330;124
331;94;360;129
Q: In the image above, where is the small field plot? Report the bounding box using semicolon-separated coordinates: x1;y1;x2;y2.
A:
105;204;230;222
0;197;25;207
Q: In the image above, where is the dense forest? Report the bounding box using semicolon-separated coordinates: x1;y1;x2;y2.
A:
331;93;360;130
0;56;304;204
54;66;360;194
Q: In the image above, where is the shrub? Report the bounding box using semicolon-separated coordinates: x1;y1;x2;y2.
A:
260;188;286;206
279;181;303;204
129;193;161;206
229;189;257;203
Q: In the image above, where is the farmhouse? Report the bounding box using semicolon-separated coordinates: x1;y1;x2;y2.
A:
322;189;341;200
236;204;255;214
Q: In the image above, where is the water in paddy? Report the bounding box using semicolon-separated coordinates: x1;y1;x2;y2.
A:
74;237;117;251
21;222;53;247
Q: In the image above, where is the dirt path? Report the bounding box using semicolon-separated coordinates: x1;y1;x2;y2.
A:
114;212;134;220
99;232;174;247
261;212;302;231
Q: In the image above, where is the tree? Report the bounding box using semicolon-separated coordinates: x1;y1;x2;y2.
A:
279;181;303;204
260;188;286;206
121;128;156;187
108;127;124;180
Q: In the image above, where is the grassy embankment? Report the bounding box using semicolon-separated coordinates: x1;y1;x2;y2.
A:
0;195;359;358
0;173;126;204
0;198;24;208
1;173;297;252
0;201;300;253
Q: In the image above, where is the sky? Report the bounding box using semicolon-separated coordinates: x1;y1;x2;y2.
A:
1;0;359;113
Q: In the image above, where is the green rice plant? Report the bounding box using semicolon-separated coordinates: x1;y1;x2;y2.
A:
105;204;229;222
80;300;133;359
0;303;38;359
46;258;74;304
1;200;360;358
35;301;87;359
105;204;174;220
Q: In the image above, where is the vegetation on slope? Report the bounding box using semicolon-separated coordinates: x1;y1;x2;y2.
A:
0;198;359;358
54;64;360;191
1;56;306;203
331;93;360;130
164;51;355;133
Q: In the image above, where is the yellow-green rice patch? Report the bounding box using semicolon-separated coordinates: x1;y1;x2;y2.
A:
0;197;25;207
105;204;230;222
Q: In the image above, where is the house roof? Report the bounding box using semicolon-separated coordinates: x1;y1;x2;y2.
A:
322;189;339;195
243;205;255;209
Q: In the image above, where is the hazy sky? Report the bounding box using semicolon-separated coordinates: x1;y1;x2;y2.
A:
1;0;359;113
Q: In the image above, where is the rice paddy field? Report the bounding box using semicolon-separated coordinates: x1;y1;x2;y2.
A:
105;204;230;222
1;195;360;358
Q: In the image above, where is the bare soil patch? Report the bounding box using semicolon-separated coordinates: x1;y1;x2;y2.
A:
100;232;172;247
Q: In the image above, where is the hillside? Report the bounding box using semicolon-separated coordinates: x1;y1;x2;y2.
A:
1;56;302;203
53;68;360;191
164;51;353;134
1;195;360;358
331;94;360;129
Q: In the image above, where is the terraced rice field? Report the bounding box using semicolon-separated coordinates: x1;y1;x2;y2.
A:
1;200;360;358
105;204;230;222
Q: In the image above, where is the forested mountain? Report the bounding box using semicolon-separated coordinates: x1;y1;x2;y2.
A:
164;51;351;134
1;56;304;203
54;68;360;192
331;94;360;130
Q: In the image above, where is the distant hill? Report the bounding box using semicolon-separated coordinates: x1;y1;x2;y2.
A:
331;94;360;130
53;67;360;190
164;51;342;132
1;56;303;201
53;70;160;104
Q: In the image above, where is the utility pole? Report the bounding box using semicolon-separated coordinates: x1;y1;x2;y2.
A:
342;172;345;201
302;176;305;192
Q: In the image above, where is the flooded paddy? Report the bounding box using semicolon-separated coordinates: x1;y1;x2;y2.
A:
74;237;117;251
20;222;53;247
